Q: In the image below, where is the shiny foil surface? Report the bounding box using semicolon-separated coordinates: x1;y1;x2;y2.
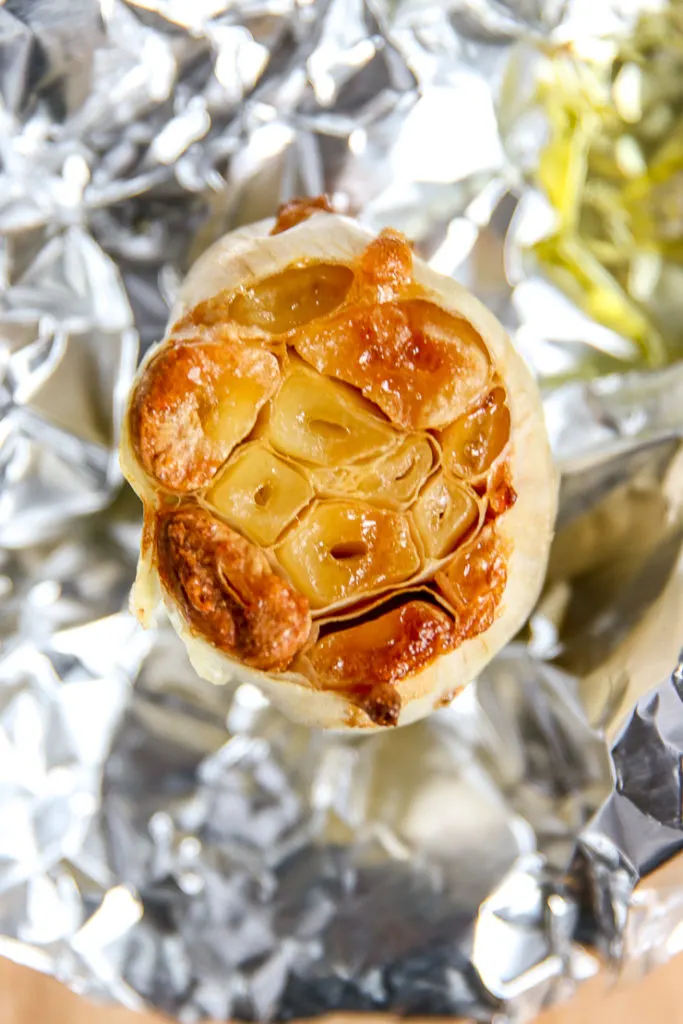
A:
2;0;683;1020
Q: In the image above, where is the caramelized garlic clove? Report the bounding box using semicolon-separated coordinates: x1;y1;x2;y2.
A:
312;434;436;508
412;472;481;558
441;387;511;479
276;500;420;610
299;599;456;726
157;504;311;670
435;526;508;642
130;341;280;493
268;367;398;466
229;263;354;333
354;435;437;506
294;298;491;430
206;442;314;547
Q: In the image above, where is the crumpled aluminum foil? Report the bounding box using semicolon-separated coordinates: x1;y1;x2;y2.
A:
2;0;683;1021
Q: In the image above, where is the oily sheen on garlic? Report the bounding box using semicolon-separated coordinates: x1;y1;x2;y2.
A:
120;200;557;730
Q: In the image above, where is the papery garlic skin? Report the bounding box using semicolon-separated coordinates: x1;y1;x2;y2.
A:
120;208;557;730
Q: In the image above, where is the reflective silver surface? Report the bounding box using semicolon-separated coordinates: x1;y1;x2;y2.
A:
2;0;683;1020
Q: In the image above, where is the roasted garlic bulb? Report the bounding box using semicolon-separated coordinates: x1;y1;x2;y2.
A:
120;197;557;729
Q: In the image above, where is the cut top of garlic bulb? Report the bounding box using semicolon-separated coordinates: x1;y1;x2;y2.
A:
120;196;557;730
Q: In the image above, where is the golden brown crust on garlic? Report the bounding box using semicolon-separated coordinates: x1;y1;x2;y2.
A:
357;229;414;294
270;195;334;235
157;504;311;671
294;299;491;430
487;462;518;518
299;600;456;726
130;341;280;493
436;525;509;644
288;229;491;431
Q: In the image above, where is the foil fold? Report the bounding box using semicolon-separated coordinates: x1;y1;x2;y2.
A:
2;0;683;1020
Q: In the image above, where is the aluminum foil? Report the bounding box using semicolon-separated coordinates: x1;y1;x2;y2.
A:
2;0;683;1020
